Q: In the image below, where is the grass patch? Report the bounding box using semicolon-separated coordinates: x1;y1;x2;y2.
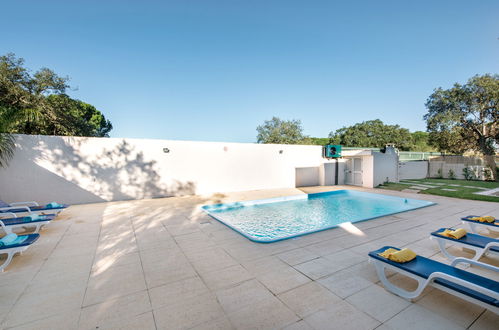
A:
378;178;499;202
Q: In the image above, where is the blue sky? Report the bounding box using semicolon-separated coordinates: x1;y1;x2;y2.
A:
1;1;498;142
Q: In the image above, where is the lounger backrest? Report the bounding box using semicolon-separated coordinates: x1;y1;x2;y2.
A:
0;200;10;208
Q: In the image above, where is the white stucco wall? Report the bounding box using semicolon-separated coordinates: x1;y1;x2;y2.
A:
0;135;342;204
372;148;399;187
399;161;428;180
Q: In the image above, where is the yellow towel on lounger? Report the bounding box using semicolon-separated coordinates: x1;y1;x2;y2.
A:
378;248;416;263
439;228;467;239
469;216;496;223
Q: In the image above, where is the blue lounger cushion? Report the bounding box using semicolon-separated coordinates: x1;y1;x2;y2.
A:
369;246;499;308
431;228;499;253
0;234;39;250
462;216;499;227
0;203;68;214
1;215;56;226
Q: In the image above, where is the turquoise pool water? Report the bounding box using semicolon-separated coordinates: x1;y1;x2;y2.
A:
202;190;435;243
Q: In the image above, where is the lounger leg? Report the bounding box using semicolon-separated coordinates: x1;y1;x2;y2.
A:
437;239;457;261
373;261;427;300
468;222;478;234
0;252;14;272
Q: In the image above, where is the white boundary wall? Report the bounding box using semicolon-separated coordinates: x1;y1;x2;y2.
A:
0;135;341;204
399;161;428;180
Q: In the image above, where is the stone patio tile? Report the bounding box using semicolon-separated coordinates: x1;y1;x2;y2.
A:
78;291;152;329
277;248;320;266
346;284;411;322
293;257;342;280
149;276;209;310
278;282;341;318
215;279;274;314
415;288;485;328
469;310;499;330
201;264;253;291
304;240;344;256
142;257;197;289
6;309;80;330
153;292;225;330
227;296;299;330
282;320;314;330
257;267;311;294
317;268;374;299
323;248;366;270
304;300;380;330
378;304;464;330
184;247;239;273
83;262;147;306
189;316;234;330
89;311;156;330
240;255;289;276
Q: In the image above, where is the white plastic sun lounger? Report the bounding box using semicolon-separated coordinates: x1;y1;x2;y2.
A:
369;246;499;313
0;200;68;216
0;214;56;234
0;233;40;272
430;228;499;262
461;216;499;234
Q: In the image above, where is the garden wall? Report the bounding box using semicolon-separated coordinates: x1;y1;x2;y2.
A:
0;135;341;204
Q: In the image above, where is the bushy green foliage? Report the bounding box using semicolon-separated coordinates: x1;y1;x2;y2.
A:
256;117;307;144
448;169;456;180
0;53;112;138
425;74;498;180
462;167;474;180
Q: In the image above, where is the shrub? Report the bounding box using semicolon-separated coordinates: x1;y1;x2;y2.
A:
462;167;473;180
448;169;456;180
483;167;493;181
436;168;443;179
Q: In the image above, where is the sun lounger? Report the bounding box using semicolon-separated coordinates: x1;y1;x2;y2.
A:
0;214;56;234
369;246;499;313
430;228;499;261
0;233;40;272
0;200;68;216
462;216;499;234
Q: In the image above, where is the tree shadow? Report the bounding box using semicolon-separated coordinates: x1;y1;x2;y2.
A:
14;135;196;203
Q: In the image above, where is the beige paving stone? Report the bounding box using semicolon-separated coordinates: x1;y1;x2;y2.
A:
6;309;80;330
378;304;464;330
189;316;234;330
153;292;225;330
282;320;314;330
415;288;485;328
227;296;299;330
469;310;499;330
78;291;152;329
83;311;157;330
304;239;344;256
317;268;375;298
323;248;366;270
276;248;320;266
304;300;380;330
149;276;209;309
346;284;411;322
257;267;311;295
184;247;239;273
215;279;273;314
293;257;341;280
201;264;253;291
278;282;341;318
83;262;147;306
240;255;289;276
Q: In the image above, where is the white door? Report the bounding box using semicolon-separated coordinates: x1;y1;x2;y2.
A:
345;157;363;186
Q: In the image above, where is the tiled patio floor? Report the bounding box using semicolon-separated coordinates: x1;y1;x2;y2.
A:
1;186;498;329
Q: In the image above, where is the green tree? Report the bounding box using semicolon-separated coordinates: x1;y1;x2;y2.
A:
328;119;413;150
256;117;307;144
410;131;435;152
0;53;113;166
424;74;498;180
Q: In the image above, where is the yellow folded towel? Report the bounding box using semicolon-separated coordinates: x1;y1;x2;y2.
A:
378;248;416;263
469;216;496;223
439;228;467;239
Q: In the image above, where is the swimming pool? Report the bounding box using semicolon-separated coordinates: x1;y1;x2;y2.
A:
202;190;435;243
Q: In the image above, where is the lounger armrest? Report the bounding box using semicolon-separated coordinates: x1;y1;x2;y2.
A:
483;242;499;255
451;257;499;273
9;201;39;207
0;206;32;213
428;271;499;299
0;212;17;219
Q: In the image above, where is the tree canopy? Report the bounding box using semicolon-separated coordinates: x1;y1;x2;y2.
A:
0;53;112;137
256;117;308;144
424;74;498;180
328;119;429;151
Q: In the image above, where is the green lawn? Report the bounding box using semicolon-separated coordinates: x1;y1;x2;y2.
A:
378;178;499;202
